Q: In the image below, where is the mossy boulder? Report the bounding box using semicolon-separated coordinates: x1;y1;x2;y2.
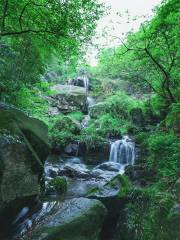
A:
49;176;67;194
28;198;107;240
48;85;88;114
87;174;131;218
0;103;49;215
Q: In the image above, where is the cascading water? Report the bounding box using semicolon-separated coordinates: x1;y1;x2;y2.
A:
109;136;135;167
82;76;89;93
87;96;96;107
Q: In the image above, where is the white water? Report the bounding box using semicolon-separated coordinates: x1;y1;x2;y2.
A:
13;207;29;224
87;96;96;107
82;76;89;93
109;136;135;167
81;115;90;128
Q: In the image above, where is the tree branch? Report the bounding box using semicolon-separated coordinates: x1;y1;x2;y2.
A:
1;28;61;37
1;0;9;32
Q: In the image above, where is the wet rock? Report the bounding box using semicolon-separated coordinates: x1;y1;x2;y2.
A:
87;174;131;239
58;164;90;179
64;143;79;155
85;141;111;164
87;174;130;205
0;104;49;215
69;77;91;90
95;162;122;172
27;198;107;240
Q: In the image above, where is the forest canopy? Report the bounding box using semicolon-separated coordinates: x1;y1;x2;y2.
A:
94;0;180;105
0;0;104;103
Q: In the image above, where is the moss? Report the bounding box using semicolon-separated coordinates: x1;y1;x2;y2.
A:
67;111;84;121
49;177;67;194
86;187;99;196
113;175;132;198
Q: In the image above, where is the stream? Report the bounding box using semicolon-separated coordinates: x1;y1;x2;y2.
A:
2;135;135;240
1;78;136;240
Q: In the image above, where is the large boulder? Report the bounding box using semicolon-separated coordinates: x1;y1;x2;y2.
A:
87;174;131;240
26;198;107;240
48;85;88;114
0;104;49;215
87;174;131;214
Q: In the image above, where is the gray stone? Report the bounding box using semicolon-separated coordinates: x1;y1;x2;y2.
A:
0;104;49;214
27;198;107;240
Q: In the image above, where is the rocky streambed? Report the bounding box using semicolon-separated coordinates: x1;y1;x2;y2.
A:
3;152;131;240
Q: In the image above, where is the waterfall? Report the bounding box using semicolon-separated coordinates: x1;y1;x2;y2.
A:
87;97;96;107
81;115;90;128
83;76;89;93
13;207;29;224
109;136;135;166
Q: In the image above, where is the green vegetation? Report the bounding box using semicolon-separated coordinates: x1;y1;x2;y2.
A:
50;116;80;149
0;0;179;239
85;0;179;239
0;0;104;105
49;176;67;194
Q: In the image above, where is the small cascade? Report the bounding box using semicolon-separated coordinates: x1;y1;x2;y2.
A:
87;96;96;107
82;76;89;93
109;136;135;166
81;115;90;128
12;202;57;238
12;207;29;225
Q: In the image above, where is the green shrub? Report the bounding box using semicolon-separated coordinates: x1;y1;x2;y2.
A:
105;91;143;114
146;132;179;184
49;116;80;148
67;111;84;121
80;123;106;149
164;103;180;135
49;176;67;194
124;187;177;240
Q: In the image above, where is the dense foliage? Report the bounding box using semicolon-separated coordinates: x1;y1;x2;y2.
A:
0;0;104;104
86;0;180;239
93;0;180;106
0;0;179;239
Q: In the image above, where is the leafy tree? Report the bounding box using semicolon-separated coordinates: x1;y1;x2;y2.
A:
0;0;104;104
95;0;180;105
